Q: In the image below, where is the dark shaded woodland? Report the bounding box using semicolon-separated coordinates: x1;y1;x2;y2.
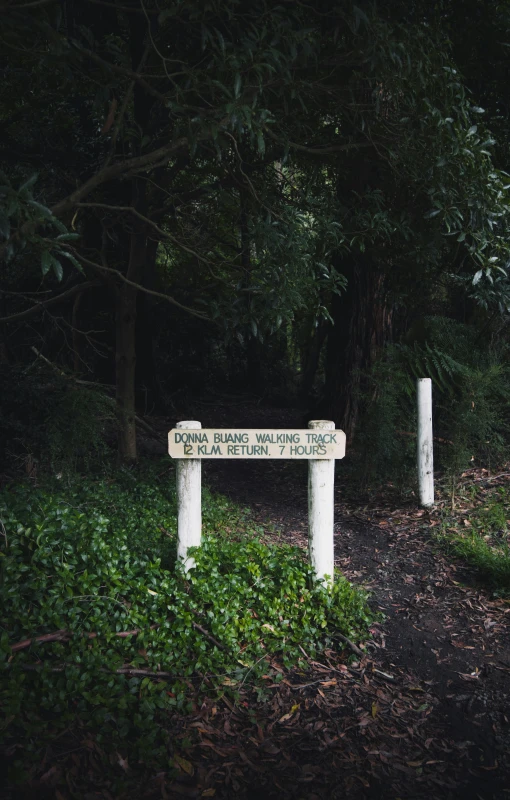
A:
1;3;510;799
1;0;509;476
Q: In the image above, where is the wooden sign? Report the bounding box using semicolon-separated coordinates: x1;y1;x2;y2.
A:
168;428;346;459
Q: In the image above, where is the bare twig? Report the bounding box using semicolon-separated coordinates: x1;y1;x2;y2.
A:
135;415;164;440
68;250;211;321
30;348;115;392
372;668;396;682
397;430;454;445
224;133;264;206
473;472;510;484
18;664;176;678
334;632;365;658
290;678;340;690
0;282;100;324
11;620;226;653
191;622;227;652
113;667;174;676
30;346;65;374
11;629;70;652
30;348;166;443
71;43;169;105
76;203;216;266
0;123;227;262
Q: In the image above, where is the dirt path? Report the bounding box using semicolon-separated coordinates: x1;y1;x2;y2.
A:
3;405;509;800
160;401;510;799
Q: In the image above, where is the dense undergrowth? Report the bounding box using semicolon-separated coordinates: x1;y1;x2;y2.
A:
435;480;510;593
0;461;372;784
354;317;510;490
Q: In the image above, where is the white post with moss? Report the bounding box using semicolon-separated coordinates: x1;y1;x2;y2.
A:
176;420;202;570
417;379;434;508
308;420;336;585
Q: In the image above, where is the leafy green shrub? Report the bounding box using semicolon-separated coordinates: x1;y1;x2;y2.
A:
45;385;116;474
438;362;509;478
353;349;417;490
436;485;510;592
355;317;510;488
0;468;372;774
0;364;116;475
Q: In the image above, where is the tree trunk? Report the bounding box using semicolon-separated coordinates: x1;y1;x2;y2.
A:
318;256;392;440
239;190;261;392
315;147;393;439
246;336;262;392
0;295;9;364
115;281;138;463
115;14;156;462
0;333;9;365
300;317;328;400
71;289;84;374
115;179;147;464
135;237;159;412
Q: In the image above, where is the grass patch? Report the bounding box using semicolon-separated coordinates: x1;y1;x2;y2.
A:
436;483;510;592
0;460;372;785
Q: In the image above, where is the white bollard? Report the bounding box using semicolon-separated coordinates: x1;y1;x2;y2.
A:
176;421;202;571
308;420;335;586
417;379;434;508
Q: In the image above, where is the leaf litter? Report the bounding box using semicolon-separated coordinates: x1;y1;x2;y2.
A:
3;405;510;799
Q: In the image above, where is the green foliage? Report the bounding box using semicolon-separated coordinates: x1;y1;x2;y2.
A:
439;361;510;477
436;485;510;592
355;317;510;488
0;172;81;278
2;0;510;457
45;386;117;474
0;366;116;475
0;468;372;774
354;352;418;490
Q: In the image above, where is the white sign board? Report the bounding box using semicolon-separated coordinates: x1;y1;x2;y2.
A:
168;428;346;459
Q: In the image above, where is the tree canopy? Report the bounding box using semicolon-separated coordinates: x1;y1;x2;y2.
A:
1;0;510;467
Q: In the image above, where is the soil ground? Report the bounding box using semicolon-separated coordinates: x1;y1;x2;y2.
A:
159;400;510;800
3;401;510;800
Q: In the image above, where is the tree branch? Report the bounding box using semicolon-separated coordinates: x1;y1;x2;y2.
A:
71;42;169;105
50;138;189;218
334;632;365;658
10;625;159;652
2;0;58;9
11;620;226;653
19;663;178;678
68;250;211;321
265;128;372;155
50;119;227;217
77;202;216;266
0;281;100;324
0;125;225;262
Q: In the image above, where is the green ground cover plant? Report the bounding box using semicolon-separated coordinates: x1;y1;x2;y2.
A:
436;482;510;592
0;462;372;783
353;319;510;492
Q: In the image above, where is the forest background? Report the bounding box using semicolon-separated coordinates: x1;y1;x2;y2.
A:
1;0;509;486
2;2;510;797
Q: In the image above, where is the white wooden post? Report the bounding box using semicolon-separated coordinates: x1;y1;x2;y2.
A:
308;420;335;585
417;379;434;508
176;421;202;571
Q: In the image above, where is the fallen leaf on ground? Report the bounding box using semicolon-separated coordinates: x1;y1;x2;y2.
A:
278;703;300;723
174;754;194;775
